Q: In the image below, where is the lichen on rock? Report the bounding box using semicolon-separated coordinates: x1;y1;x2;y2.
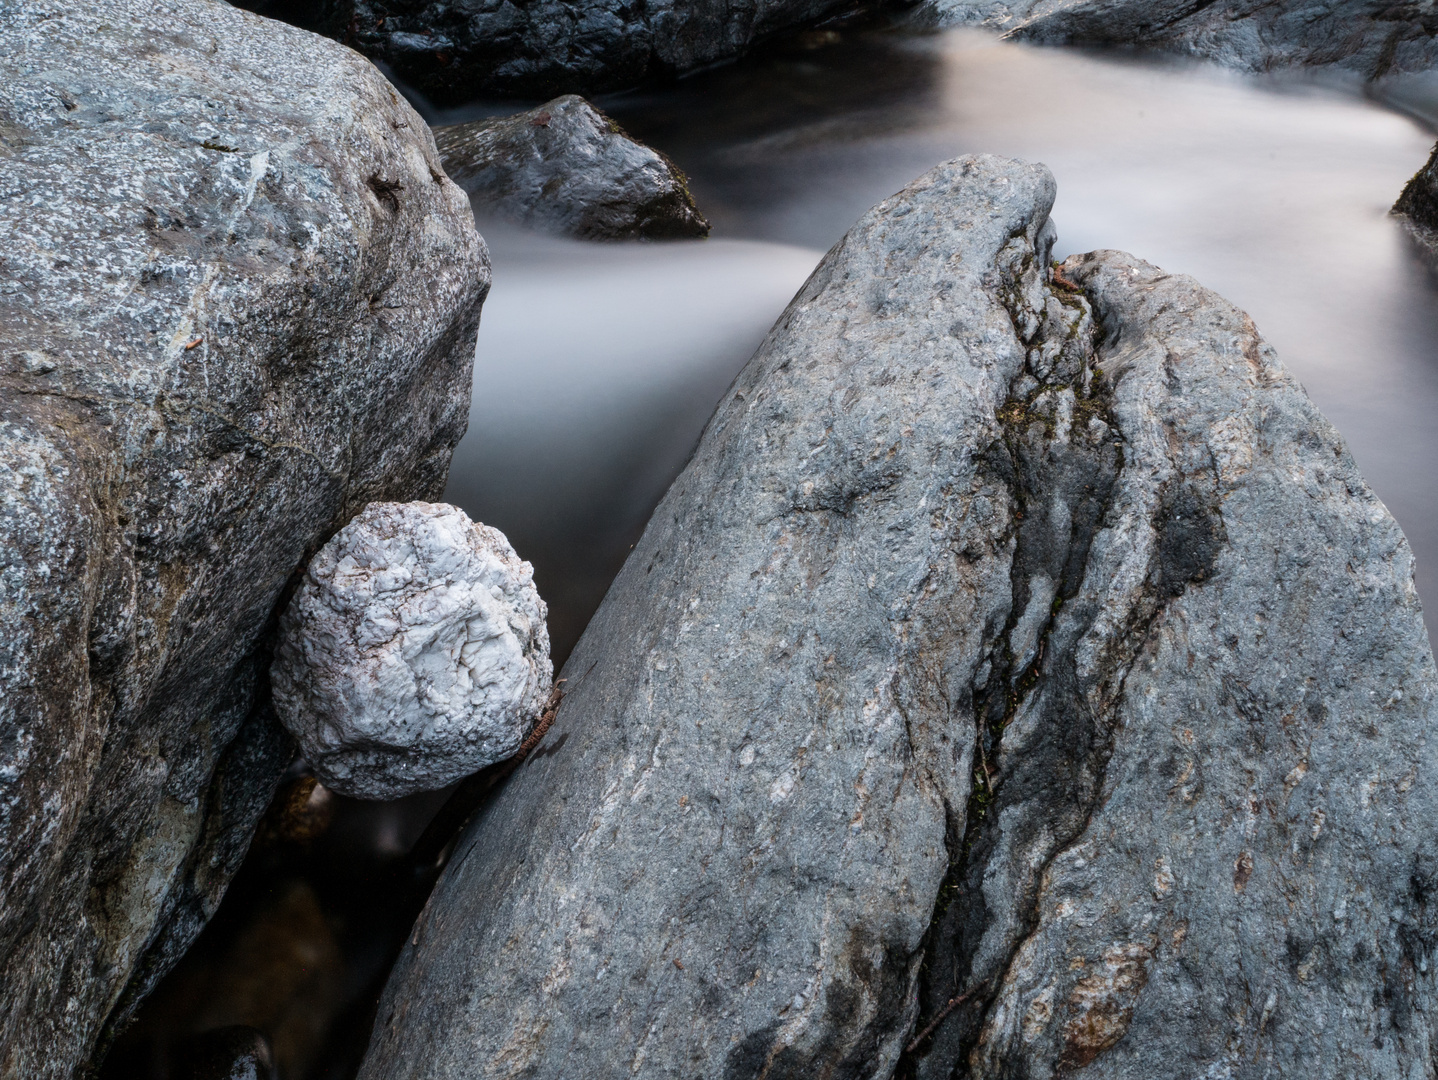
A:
272;502;553;800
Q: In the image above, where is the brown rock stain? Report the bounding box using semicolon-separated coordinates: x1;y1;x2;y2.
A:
1057;942;1153;1072
1233;851;1254;893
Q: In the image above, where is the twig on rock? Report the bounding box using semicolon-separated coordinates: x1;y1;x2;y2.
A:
1050;264;1081;292
905;990;974;1054
405;679;567;876
515;679;565;759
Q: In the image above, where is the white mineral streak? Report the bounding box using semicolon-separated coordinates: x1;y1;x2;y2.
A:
272;502;552;799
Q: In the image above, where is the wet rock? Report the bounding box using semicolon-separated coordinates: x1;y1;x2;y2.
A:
357;154;1438;1079
230;0;861;102
251;774;335;850
185;882;346;1079
919;0;1438;78
272;502;552;799
171;1027;277;1080
436;97;709;241
1395;142;1438;260
0;1;488;1076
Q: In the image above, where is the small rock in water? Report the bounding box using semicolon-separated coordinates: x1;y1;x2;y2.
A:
435;96;710;241
171;1026;276;1080
1394;142;1438;260
272;502;552;799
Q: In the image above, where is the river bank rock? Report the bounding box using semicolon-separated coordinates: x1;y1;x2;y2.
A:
435;97;709;241
357;154;1438;1078
0;1;488;1076
919;0;1438;78
272;502;552;799
231;0;860;102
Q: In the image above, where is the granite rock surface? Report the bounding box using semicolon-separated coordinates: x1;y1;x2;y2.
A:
919;0;1438;78
232;0;861;102
357;153;1438;1079
272;502;552;800
436;96;709;241
0;1;488;1075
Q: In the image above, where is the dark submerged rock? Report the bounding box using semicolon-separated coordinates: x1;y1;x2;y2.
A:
0;1;488;1075
436;97;709;241
357;154;1438;1079
231;0;864;102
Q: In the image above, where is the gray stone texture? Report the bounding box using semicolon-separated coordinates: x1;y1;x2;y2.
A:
232;0;860;102
358;153;1438;1079
436;96;709;241
0;1;488;1075
920;0;1438;78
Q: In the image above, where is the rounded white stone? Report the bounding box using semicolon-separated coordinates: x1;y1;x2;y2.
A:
271;501;552;799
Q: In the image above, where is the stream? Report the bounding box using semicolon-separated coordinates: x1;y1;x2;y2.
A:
104;21;1438;1080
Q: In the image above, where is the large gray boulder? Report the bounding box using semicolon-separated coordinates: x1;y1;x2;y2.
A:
921;0;1438;78
358;154;1438;1078
436;96;709;241
232;0;861;102
0;1;488;1075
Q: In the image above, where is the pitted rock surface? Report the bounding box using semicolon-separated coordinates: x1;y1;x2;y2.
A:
272;502;552;800
358;153;1438;1079
0;1;488;1075
436;96;709;241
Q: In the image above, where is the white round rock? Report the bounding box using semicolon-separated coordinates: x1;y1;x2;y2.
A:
271;501;552;799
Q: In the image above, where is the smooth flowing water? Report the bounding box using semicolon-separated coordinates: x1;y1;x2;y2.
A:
107;22;1438;1080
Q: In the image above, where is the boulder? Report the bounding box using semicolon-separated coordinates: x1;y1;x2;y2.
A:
271;502;552;800
0;1;488;1075
920;0;1438;78
1395;142;1438;260
358;154;1438;1079
435;97;709;241
230;0;861;102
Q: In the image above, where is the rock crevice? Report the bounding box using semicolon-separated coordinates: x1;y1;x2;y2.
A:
902;252;1238;1077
